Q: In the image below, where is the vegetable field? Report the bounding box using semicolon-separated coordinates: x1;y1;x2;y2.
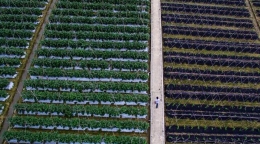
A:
162;0;260;143
0;0;47;124
3;0;151;143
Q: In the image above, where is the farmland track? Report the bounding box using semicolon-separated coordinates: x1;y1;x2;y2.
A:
0;0;57;143
150;0;165;143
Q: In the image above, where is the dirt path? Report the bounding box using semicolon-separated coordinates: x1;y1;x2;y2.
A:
246;0;260;38
150;0;165;144
0;0;56;143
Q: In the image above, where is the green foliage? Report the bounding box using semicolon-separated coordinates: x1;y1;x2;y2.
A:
0;58;20;66
0;47;24;56
3;131;147;144
0;67;16;76
22;91;149;102
10;116;150;130
0;78;9;89
24;79;149;92
15;103;148;116
37;49;148;60
41;39;147;50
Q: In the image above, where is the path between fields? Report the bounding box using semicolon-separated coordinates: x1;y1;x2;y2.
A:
0;0;57;143
150;0;165;144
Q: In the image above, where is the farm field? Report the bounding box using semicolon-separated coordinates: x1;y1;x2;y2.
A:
161;0;260;143
2;0;151;143
0;0;49;128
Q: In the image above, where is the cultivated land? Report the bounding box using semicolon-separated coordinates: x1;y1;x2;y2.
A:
161;0;260;143
1;0;151;143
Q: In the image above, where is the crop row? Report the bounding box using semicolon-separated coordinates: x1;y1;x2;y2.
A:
0;58;20;67
165;84;260;94
52;9;149;19
22;91;149;103
166;125;260;135
0;79;9;89
10;116;149;131
163;26;258;39
161;3;249;17
45;31;149;41
164;67;260;76
165;90;260;102
62;0;150;5
0;48;24;56
0;39;27;47
163;38;260;53
166;134;260;143
0;7;42;15
164;72;260;83
41;39;147;50
25;79;149;92
32;59;148;70
0;15;39;23
3;131;147;144
164;55;259;68
47;24;149;33
16;103;147;117
0;90;8;98
161;14;253;28
0;1;46;7
49;16;149;25
37;49;148;60
0;29;33;38
0;68;16;76
56;2;149;11
0;22;36;30
163;0;245;6
164;51;260;60
29;68;148;80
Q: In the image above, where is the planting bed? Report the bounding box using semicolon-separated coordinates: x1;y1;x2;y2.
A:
0;0;48;126
162;0;260;143
3;0;151;143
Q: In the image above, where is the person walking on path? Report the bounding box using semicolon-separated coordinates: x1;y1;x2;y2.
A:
155;97;160;108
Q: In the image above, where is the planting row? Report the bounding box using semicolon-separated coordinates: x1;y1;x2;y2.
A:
163;26;258;39
61;0;150;5
52;9;149;18
56;2;149;11
162;14;253;28
44;30;149;41
164;68;260;76
10;116;149;132
41;40;147;50
166;134;260;143
0;29;33;39
3;131;147;144
25;79;148;93
166;125;260;135
49;16;149;25
163;0;245;6
0;14;40;23
163;38;260;53
15;103;147;118
161;3;250;17
164;51;260;60
37;49;148;61
165;84;260;93
165;90;260;102
164;55;259;68
32;59;148;70
0;0;46;7
164;71;260;83
21;91;149;104
46;24;149;33
29;68;148;81
0;8;43;15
